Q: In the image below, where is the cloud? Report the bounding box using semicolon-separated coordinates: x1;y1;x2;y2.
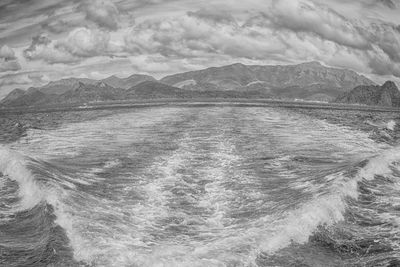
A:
187;8;237;25
0;45;21;72
80;0;120;30
28;73;50;84
59;27;111;57
124;12;286;60
376;0;396;8
258;0;370;49
41;12;86;34
23;34;77;64
23;28;111;63
0;60;21;72
365;23;400;63
367;45;400;77
0;45;16;60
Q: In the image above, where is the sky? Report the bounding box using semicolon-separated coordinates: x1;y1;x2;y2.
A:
0;0;400;98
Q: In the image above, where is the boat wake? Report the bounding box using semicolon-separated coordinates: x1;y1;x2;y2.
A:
1;107;400;266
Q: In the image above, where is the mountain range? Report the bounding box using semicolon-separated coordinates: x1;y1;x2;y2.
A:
161;61;374;101
0;61;383;108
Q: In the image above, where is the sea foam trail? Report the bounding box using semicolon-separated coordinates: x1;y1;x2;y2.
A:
4;106;399;266
0;146;44;210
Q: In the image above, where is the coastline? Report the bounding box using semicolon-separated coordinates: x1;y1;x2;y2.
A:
1;98;400;115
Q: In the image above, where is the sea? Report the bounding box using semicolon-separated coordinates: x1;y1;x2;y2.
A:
1;105;400;267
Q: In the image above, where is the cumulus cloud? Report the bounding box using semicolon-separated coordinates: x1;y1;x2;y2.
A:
80;0;120;30
28;73;50;85
0;45;16;60
23;34;77;64
0;45;21;72
59;27;110;57
23;28;111;64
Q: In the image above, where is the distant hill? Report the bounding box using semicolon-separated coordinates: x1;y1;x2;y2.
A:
17;74;156;97
0;88;26;105
38;78;97;95
335;81;400;107
55;82;126;104
1;87;53;107
101;74;156;89
126;81;189;99
1;82;126;107
126;81;269;99
160;61;375;101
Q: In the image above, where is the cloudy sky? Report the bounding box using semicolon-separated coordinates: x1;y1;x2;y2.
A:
0;0;400;98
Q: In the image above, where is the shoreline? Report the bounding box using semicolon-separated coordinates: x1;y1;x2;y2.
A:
1;98;400;115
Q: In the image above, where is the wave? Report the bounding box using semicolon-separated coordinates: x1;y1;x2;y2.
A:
2;144;400;266
0;146;45;211
260;146;400;255
0;146;81;266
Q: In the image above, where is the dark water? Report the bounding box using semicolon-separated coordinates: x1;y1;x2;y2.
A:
1;106;400;266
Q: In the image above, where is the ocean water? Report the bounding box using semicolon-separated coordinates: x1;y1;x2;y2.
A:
1;106;400;266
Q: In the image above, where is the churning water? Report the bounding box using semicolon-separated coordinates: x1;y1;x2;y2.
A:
1;106;400;266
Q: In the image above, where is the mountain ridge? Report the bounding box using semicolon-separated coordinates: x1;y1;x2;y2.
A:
160;61;374;101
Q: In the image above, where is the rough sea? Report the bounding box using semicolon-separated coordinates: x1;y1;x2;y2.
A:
1;106;400;266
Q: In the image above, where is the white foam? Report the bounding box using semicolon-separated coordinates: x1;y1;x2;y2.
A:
104;159;121;169
0;146;44;210
357;147;400;181
259;146;400;254
387;120;396;131
260;181;353;253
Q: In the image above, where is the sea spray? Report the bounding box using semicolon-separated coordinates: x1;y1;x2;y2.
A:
259;145;400;255
0;146;44;210
387;120;396;131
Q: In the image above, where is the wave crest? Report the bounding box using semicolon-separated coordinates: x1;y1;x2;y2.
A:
0;146;44;210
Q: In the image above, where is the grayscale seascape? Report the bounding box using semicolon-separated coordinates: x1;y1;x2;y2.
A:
1;0;400;266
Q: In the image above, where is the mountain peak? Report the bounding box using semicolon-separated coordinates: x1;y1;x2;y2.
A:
97;81;108;88
335;80;400;107
229;62;246;67
382;80;398;90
